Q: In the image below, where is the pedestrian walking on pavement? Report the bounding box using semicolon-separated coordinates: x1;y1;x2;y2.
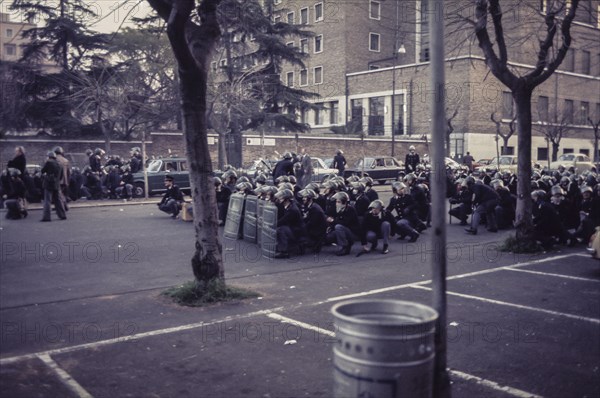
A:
41;151;67;222
332;149;346;176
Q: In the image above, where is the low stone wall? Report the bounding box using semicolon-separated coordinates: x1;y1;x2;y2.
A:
1;131;427;168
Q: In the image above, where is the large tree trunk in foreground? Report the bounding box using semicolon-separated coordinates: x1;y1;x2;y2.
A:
149;0;224;292
513;86;533;239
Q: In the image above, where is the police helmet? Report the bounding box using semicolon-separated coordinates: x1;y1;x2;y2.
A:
255;174;267;185
276;175;290;184
289;176;297;185
531;189;546;200
298;189;318;200
7;168;21;177
359;176;374;186
274;189;294;201
305;182;321;193
279;182;294;191
491;179;504;189
283;152;292;160
47;151;56;159
404;173;417;183
214;177;223;186
581;185;593;194
238;176;250;184
368;199;385;210
53;146;64;155
332;192;350;203
351;182;366;193
550;185;565;196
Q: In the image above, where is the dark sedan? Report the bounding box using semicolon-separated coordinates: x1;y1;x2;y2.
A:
343;156;404;184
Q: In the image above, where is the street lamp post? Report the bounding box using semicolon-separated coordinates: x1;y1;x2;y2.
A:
391;0;405;158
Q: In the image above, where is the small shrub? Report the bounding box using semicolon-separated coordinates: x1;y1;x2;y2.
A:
162;279;259;307
498;234;544;253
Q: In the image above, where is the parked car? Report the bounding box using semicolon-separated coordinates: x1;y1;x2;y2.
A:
445;157;469;172
549;153;595;172
477;155;542;174
343;156;403;184
310;157;338;182
238;159;278;179
132;157;190;196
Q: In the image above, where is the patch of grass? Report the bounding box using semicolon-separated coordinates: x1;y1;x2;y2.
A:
162;279;260;307
498;234;544;253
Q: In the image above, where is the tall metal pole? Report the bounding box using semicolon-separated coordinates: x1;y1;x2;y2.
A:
428;0;451;397
391;0;399;158
142;127;149;200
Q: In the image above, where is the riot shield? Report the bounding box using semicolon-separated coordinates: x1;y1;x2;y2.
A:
223;193;245;240
261;202;278;259
257;199;265;247
243;195;258;243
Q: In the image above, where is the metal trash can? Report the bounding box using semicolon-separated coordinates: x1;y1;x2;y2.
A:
331;299;438;398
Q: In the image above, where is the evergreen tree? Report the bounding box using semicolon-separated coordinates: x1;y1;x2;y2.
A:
209;0;319;166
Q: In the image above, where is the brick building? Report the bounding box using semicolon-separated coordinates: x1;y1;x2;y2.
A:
274;0;600;162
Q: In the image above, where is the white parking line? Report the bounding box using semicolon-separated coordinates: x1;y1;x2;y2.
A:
449;369;542;398
37;354;94;398
503;267;600;283
0;307;283;365
267;313;336;337
267;313;541;398
325;253;577;302
411;286;600;324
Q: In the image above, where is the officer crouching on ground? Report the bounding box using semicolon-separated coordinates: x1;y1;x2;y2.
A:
357;200;394;256
274;189;305;259
157;175;184;218
325;192;360;256
298;188;327;254
387;182;420;242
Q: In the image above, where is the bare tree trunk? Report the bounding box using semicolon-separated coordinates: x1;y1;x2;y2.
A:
551;141;560;162
98;107;111;154
513;87;533;239
218;130;228;170
148;0;224;293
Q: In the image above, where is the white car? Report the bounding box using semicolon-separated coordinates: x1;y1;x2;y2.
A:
549;153;595;172
310;157;338;182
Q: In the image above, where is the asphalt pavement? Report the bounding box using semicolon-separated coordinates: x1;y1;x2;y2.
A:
0;196;599;398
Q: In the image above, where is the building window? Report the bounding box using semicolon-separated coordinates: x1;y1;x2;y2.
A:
314;3;323;22
211;61;217;72
580;101;590;124
537;147;549;161
502;92;514;119
502;146;515;155
300;69;308;86
286;71;294;87
300;38;308;54
368;96;385;135
314;104;324;125
314;35;323;53
564;99;574;124
3;44;16;56
370;1;381;20
6;28;13;37
369;65;380;70
564;48;575;72
274;15;281;23
300;108;307;124
581;50;591;74
563;148;574;154
313;66;323;84
538;96;549;121
300;8;309;24
274;0;282;4
580;148;590;156
286;41;294;48
393;94;405;135
287;12;294;24
330;101;339;124
351;99;363;132
418;1;430;62
369;33;380;52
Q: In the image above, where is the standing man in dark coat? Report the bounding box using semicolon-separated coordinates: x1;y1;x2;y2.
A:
405;145;420;173
299;148;314;188
332;149;346;176
7;146;26;175
41;151;66;221
54;146;71;211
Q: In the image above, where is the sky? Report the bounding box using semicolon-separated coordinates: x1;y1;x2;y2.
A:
0;0;154;33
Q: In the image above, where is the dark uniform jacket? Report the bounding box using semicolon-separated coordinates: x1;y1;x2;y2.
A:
160;184;183;205
471;183;499;205
533;200;562;235
365;188;378;202
387;194;418;220
7;154;26;175
277;202;305;237
354;194;371;217
273;159;294;179
216;185;232;204
332;154;346;173
329;205;360;236
302;202;327;238
360;209;395;244
41;159;62;191
405;153;420;173
450;188;473;211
